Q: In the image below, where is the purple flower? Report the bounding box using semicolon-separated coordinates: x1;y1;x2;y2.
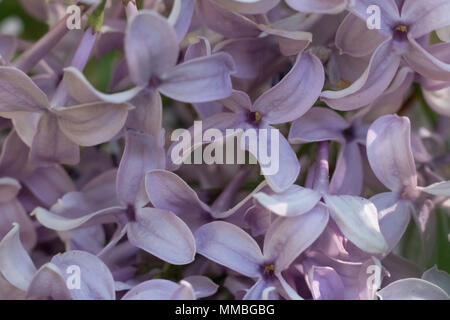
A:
195;204;330;299
322;0;450;109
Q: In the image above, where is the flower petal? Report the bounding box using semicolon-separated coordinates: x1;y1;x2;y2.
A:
263;204;329;271
29;114;80;166
117;130;165;206
289;107;347;144
323;194;388;254
0;223;36;291
253;51;324;124
128;208;196;265
321;40;401;110
145;169;210;228
159;53;235;103
366;115;417;192
55;102;131;146
403;0;450;39
195;221;264;277
168;0;195;42
0;66;49;113
253;185;322;217
370;192;411;253
378;278;449;300
122;279;179;300
329;142;363;196
33;206;124;231
26;263;72;300
404;37;450;82
62;67;143;104
335;13;387;57
196;0;260;38
125;11;179;85
242;126;300;193
212;0;280;14
51;250;116;300
183;276;219;298
306;266;345;300
422;266;450;296
417;181;450;196
286;0;348;14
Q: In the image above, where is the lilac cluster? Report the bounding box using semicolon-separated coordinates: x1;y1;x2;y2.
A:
0;0;449;300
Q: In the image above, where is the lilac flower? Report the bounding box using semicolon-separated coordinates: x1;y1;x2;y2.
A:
322;0;450;110
197;0;313;79
285;0;354;14
169;51;324;192
122;276;218;300
378;266;450;300
33;130;196;265
208;0;280;14
289;107;369;195
0;224;115;300
145;169;269;230
63;10;235;109
1;0;450;301
251;143;388;255
366;115;450;252
195;204;330;299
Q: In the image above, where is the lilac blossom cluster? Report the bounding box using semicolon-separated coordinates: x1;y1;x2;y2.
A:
0;0;449;300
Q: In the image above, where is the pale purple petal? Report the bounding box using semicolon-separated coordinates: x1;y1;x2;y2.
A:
63;67;143;104
329;142;363;196
117;130;165;205
366;115;417;192
378;278;449;300
184;276;219;298
402;0;450;39
263;204;329;271
306;266;345;300
422;266;450;295
195;221;264;277
29;114;80;166
159;53;235;103
253;51;324;124
253;185;322;217
122;279;179;300
286;0;349;14
370;192;411;252
405;37;450;82
212;0;280;14
51;250;116;300
26;263;72;300
289;107;347;144
323;194;388;254
196;0;260;38
0;224;36;291
0;66;49;113
54;102;131;146
125;11;179;85
127;208;196;265
321;40;401;110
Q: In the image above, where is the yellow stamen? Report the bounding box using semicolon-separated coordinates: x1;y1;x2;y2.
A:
335;79;352;90
254;112;262;122
395;25;408;32
264;264;275;274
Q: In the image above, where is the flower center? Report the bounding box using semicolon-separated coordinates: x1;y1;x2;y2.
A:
125;204;136;222
263;264;275;276
248;111;262;124
149;76;162;88
393;24;408;42
395;25;408;33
